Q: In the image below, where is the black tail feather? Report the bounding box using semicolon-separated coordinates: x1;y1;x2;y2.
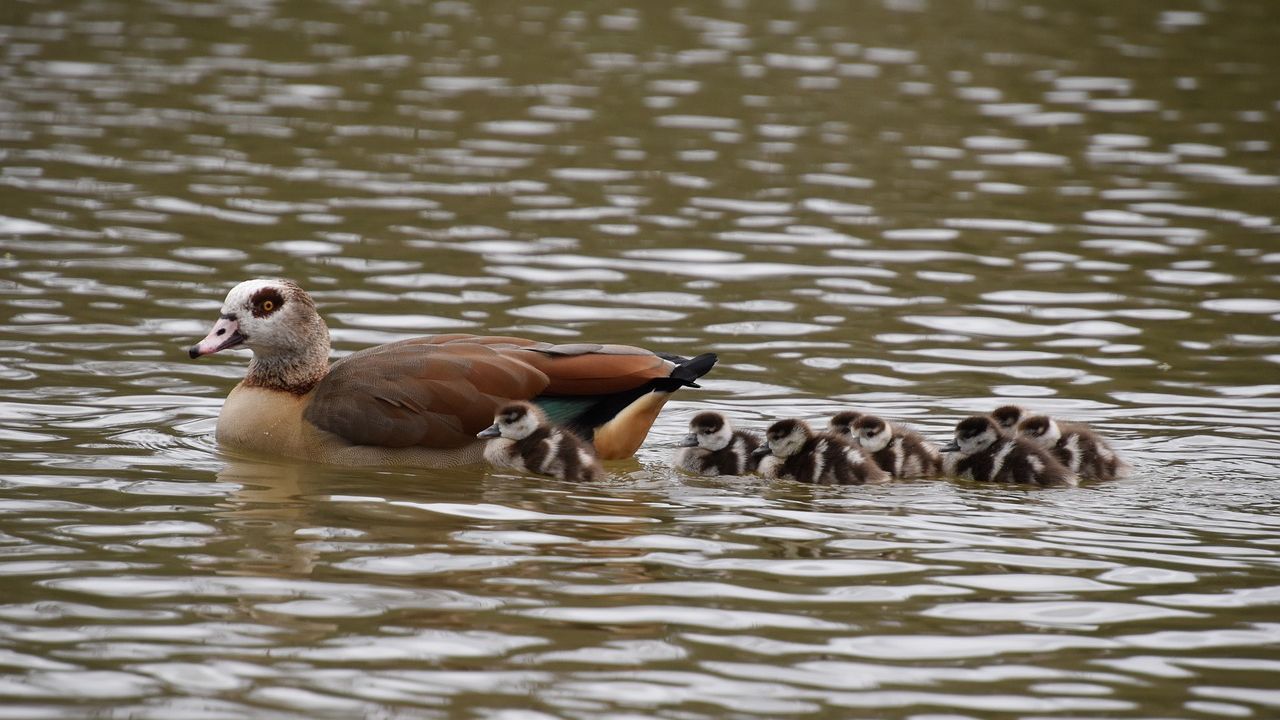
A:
664;352;717;390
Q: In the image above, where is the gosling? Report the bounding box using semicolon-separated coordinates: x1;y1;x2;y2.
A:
753;419;889;485
674;411;762;476
942;415;1077;487
1016;414;1129;482
477;402;603;482
848;415;943;479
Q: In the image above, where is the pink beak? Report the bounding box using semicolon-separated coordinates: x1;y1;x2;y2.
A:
188;316;246;358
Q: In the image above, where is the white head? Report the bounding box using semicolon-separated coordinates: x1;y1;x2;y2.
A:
189;278;328;361
763;419;812;458
1016;415;1061;449
945;416;1000;456
851;415;892;453
681;411;733;451
479;402;545;441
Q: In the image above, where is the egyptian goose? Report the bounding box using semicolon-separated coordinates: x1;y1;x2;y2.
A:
188;279;716;467
1015;414;1129;482
477;402;603;482
847;414;942;479
752;419;889;485
942;416;1077;487
673;411;761;476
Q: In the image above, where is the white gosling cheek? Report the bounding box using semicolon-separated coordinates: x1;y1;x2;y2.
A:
863;428;890;453
701;426;732;451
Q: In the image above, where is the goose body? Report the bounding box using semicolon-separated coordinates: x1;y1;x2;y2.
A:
189;279;715;467
848;415;942;479
674;411;761;476
1016;414;1128;482
943;416;1077;487
478;402;603;482
754;419;889;485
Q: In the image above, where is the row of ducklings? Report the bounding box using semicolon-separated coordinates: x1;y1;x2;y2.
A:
475;401;1126;487
677;405;1127;487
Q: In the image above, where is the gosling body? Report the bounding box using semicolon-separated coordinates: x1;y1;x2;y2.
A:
674;411;761;476
755;419;889;485
478;402;603;482
943;416;1077;487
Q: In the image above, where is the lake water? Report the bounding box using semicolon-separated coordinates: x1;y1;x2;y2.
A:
2;1;1279;717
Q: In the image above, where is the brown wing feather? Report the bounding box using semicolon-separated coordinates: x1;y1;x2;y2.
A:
306;342;550;448
304;335;678;449
513;347;675;395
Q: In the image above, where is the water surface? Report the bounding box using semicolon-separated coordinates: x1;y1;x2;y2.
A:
2;1;1280;717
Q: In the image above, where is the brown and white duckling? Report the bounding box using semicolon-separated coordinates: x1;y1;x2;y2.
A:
1015;414;1129;482
826;410;866;438
848;415;942;479
751;419;889;485
477;402;603;482
989;405;1028;435
674;411;761;476
942;416;1077;487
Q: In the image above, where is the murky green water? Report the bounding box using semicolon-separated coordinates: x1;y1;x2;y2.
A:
3;0;1280;717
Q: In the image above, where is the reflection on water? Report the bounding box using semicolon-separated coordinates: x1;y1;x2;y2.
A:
2;0;1280;717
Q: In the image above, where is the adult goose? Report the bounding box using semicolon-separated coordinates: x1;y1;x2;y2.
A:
188;279;716;467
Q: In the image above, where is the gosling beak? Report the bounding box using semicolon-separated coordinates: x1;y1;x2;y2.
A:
678;434;699;448
941;440;960;452
751;444;773;460
188;316;246;359
476;424;502;439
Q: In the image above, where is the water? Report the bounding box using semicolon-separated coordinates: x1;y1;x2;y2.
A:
2;0;1280;717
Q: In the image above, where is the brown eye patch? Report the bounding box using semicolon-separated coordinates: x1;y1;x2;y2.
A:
250;287;285;318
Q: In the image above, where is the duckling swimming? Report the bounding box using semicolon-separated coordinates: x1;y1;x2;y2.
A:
753;419;889;485
1015;414;1129;482
826;410;866;438
848;415;942;479
990;405;1028;434
942;415;1077;487
674;411;761;476
477;402;603;482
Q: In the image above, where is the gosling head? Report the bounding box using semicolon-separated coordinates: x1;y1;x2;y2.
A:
943;416;1001;456
850;415;892;453
760;418;813;458
1016;414;1061;449
681;411;733;452
827;411;864;437
990;405;1027;433
478;402;544;441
